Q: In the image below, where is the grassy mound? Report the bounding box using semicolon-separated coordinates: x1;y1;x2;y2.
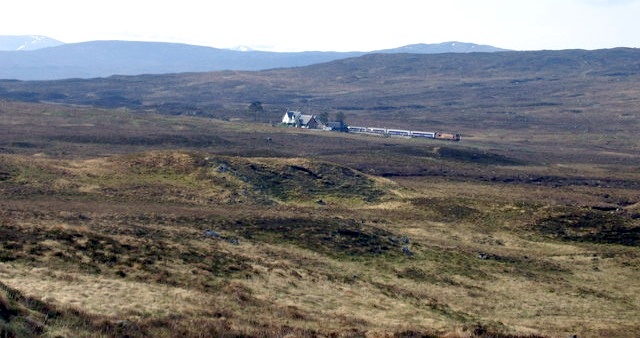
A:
0;151;393;205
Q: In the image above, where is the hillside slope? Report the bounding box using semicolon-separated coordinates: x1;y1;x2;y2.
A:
3;47;638;109
1;48;639;165
1;148;639;337
0;100;639;337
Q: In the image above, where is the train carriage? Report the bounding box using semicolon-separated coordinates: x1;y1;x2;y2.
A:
409;131;436;138
366;127;387;134
347;126;366;133
387;129;411;136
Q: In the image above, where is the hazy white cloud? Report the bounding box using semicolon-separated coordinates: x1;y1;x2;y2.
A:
578;0;640;5
1;0;639;51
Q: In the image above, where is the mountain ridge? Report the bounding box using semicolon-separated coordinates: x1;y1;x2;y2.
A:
375;41;510;53
0;35;64;51
2;47;638;140
0;38;509;80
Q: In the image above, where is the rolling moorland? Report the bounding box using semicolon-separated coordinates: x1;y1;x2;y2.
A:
0;48;640;337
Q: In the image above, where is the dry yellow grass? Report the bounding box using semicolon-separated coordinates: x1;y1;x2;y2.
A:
2;149;639;337
0;263;215;319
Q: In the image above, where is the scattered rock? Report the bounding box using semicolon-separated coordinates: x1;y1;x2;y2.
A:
389;235;410;245
401;246;413;256
204;230;221;238
225;237;240;245
204;230;239;245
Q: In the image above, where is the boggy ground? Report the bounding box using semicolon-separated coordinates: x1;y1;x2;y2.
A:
0;102;639;337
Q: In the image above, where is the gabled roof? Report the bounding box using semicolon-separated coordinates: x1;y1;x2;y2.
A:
299;114;316;125
285;111;299;119
282;110;302;124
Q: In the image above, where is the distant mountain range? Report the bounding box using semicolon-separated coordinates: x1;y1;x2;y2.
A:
375;42;509;54
0;36;509;80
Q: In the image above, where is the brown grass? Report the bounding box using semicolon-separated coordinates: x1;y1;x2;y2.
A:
1;99;639;337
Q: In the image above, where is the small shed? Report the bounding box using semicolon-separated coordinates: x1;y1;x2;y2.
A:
323;121;348;132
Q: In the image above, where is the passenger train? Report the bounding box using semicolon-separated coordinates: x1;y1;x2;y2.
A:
347;126;460;141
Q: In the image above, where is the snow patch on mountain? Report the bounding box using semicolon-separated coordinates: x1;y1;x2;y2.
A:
0;35;64;51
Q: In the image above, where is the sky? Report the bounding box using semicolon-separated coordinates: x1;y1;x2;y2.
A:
2;0;640;52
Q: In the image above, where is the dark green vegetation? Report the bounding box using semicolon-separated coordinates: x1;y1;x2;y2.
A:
536;209;640;246
1;49;640;337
